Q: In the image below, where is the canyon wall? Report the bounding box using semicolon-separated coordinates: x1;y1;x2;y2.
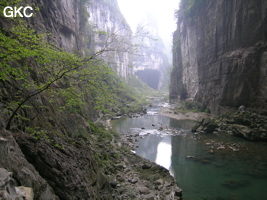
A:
170;0;267;113
133;33;170;90
132;15;171;90
86;0;133;78
26;0;132;78
0;0;132;199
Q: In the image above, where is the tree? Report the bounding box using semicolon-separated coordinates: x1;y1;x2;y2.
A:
0;16;121;130
0;0;156;130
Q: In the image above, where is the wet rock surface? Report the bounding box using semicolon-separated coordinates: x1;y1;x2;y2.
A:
113;99;267;200
111;134;183;200
192;109;267;141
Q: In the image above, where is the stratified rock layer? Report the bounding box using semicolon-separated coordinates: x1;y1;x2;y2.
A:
170;0;267;113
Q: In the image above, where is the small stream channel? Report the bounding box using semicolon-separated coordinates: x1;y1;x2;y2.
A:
111;98;267;200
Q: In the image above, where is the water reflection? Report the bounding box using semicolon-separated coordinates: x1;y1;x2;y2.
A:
111;103;267;200
135;134;175;175
155;137;173;174
170;118;196;130
112;115;170;135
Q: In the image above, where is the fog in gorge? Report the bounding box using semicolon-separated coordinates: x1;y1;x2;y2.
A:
117;0;179;91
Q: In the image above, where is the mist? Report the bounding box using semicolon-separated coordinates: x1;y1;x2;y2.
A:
117;0;180;63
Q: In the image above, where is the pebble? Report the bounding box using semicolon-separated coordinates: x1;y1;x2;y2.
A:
142;163;152;169
217;146;225;150
128;178;138;184
138;186;150;194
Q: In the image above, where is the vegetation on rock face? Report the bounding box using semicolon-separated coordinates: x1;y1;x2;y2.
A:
0;1;182;199
1;19;109;129
0;4;151;131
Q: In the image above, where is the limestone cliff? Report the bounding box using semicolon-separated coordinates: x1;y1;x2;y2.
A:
133;15;171;90
26;0;132;78
0;1;182;199
26;0;81;52
0;1;119;198
86;0;133;78
170;0;267;113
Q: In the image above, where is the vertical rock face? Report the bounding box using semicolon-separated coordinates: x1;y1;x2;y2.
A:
86;0;133;78
0;0;134;199
132;16;171;90
170;0;267;113
27;0;132;78
27;0;81;52
133;37;170;90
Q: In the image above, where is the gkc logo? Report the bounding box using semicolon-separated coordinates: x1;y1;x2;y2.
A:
3;6;34;18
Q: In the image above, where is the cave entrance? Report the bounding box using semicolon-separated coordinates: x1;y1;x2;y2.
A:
135;69;161;90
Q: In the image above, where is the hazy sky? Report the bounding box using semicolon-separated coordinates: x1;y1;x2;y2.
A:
117;0;180;60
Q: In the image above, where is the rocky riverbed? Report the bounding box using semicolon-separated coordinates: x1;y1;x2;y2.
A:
112;100;267;200
160;102;267;142
0;127;182;200
110;134;183;200
192;109;267;142
160;104;211;121
157;101;267;160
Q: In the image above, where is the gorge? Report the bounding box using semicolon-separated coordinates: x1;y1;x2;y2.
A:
1;0;267;199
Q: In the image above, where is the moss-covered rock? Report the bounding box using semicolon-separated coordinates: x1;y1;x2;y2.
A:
193;110;267;141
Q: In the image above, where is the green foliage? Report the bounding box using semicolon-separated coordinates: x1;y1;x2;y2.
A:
128;75;158;98
53;143;64;149
0;0;22;14
100;74;159;116
0;15;130;129
79;0;90;22
0;0;154;133
89;121;113;142
25;127;50;141
98;30;107;35
134;165;162;182
25;126;65;149
0;19;84;128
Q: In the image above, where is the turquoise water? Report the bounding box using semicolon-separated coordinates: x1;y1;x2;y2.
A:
112;106;267;200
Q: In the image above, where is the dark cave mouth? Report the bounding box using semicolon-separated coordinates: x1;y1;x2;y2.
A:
135;69;161;90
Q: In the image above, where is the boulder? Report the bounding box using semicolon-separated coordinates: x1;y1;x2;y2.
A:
232;124;264;141
0;130;58;200
15;187;34;200
192;118;218;133
0;168;34;200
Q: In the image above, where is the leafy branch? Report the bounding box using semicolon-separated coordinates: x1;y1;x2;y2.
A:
1;11;158;130
1;18;119;130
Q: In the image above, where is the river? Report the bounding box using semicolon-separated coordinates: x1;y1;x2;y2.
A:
111;99;267;200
